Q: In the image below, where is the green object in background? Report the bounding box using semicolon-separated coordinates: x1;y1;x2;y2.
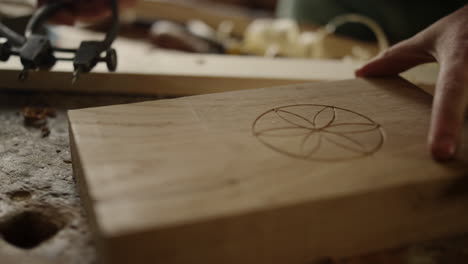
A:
277;0;466;43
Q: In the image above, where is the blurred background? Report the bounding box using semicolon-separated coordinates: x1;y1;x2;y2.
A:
2;0;463;65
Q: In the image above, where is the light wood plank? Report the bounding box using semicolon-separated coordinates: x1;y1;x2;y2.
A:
0;27;358;95
0;55;356;96
69;77;468;264
0;26;436;96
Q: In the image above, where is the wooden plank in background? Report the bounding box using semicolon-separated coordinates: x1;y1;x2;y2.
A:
0;27;358;95
0;55;356;96
0;26;436;96
0;53;437;96
69;77;468;264
0;26;438;96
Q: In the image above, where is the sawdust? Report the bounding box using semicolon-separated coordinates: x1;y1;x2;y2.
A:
21;106;56;138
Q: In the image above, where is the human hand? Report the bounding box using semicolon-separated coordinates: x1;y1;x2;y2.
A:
37;0;136;25
356;5;468;161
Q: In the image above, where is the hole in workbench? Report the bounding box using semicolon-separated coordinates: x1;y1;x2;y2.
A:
8;190;32;202
0;210;65;249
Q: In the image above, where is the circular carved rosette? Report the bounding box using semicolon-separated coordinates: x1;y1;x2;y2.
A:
252;104;385;161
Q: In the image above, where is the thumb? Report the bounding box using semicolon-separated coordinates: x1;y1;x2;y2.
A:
356;38;435;77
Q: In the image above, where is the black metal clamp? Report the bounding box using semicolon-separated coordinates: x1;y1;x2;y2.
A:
0;0;119;84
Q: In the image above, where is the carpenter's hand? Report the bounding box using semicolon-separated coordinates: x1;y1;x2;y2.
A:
38;0;136;25
356;5;468;161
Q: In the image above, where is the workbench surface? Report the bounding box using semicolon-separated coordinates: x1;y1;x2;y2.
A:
0;91;159;264
0;89;468;264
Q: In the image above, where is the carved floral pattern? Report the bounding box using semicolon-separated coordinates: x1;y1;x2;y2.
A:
252;104;385;161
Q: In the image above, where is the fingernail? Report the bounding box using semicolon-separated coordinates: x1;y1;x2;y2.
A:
354;68;365;77
431;137;457;161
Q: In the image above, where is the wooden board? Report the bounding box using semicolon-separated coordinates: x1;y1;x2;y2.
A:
0;26;357;95
0;52;357;96
0;57;438;96
0;53;438;96
69;77;468;264
0;26;436;96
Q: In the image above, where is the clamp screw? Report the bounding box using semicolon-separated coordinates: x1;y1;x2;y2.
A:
105;48;117;72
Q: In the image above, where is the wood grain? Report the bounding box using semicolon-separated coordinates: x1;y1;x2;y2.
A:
69;77;468;264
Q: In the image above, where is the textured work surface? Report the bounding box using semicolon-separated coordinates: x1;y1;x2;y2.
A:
0;90;158;264
1;89;468;264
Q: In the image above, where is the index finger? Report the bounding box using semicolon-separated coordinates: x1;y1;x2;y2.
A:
428;56;468;160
